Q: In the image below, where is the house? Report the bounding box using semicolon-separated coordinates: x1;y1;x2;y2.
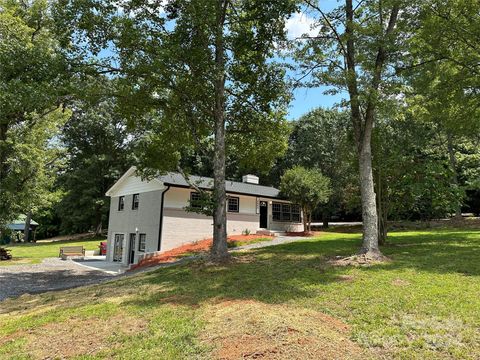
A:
6;215;39;242
105;167;303;265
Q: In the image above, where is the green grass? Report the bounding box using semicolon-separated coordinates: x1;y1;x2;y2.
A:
227;236;272;248
0;229;479;359
1;237;105;266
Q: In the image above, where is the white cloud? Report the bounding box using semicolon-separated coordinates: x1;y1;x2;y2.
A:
285;12;317;40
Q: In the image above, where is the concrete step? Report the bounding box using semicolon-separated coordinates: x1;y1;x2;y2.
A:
256;229;287;237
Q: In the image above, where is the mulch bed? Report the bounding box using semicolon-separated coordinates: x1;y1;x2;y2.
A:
130;234;274;270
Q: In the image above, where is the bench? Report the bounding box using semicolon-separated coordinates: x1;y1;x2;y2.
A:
59;246;85;260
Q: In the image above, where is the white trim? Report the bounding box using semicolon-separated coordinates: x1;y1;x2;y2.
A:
106;166;164;197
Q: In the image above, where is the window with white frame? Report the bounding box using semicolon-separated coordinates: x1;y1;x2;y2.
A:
190;192;202;209
227;196;239;212
272;202;301;222
292;205;301;222
118;196;125;211
138;233;146;252
272;203;281;221
132;193;139;210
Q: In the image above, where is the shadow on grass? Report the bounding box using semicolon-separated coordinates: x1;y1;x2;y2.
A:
123;229;480;308
122;237;357;308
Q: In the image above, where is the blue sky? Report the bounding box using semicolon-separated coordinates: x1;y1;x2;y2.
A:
284;3;346;119
288;87;345;120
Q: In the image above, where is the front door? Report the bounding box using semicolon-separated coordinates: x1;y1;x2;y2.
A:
129;233;136;264
113;234;124;262
260;201;268;228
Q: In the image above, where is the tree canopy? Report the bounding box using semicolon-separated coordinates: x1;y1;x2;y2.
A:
280;166;332;233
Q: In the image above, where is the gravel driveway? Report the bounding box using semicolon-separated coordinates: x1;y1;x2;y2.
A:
0;258;115;302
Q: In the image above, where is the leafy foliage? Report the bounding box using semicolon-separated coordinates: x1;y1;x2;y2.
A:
0;0;71;230
55;98;132;234
283;108;359;223
280;166;331;232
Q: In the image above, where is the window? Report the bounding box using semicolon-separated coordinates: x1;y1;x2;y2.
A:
132;193;140;210
118;196;125;211
272;202;301;222
281;204;291;221
227;196;239;212
138;234;146;252
292;205;301;222
272;203;281;221
190;192;202;209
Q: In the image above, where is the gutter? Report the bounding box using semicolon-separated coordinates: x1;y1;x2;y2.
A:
157;185;171;251
162;182;282;200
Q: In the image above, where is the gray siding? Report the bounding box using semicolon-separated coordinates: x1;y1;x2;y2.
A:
107;190;162;264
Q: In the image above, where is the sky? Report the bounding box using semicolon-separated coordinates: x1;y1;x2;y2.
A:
284;5;346;120
289;87;345;120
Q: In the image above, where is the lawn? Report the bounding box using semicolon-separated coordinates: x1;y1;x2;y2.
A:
1;237;105;266
0;229;479;359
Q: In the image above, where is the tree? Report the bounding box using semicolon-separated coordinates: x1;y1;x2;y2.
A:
293;0;405;259
280;166;331;233
0;0;71;233
60;0;296;260
56;98;131;235
404;1;480;218
373;110;462;243
283;108;358;227
20;110;68;242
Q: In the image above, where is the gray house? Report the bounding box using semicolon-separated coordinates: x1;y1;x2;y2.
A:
105;167;303;265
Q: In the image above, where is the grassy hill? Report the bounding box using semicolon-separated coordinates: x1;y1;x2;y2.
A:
1;229;479;359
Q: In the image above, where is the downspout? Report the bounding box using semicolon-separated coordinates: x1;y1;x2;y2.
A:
157;185;170;251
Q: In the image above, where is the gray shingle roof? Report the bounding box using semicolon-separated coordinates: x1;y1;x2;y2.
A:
158;172;280;198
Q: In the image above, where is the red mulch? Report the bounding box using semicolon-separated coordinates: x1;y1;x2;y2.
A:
130;234;274;270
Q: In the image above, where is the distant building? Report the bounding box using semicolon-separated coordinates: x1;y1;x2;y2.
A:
7;215;39;242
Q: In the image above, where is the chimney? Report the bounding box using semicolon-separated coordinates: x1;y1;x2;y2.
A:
242;174;259;184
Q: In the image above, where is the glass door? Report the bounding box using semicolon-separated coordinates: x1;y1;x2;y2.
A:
113;234;124;262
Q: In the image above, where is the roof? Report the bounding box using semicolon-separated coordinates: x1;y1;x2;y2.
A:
10;215;39;226
7;215;39;230
158;172;281;198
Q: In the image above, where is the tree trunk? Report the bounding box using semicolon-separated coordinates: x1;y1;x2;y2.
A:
322;208;329;229
344;0;398;258
358;140;381;255
94;206;103;236
308;211;312;233
210;0;229;261
376;169;387;246
447;132;462;219
302;207;309;234
23;211;32;243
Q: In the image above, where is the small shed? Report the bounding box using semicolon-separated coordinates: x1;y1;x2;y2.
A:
7;215;39;242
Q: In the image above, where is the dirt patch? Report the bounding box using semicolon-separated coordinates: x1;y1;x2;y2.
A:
5;314;147;359
329;254;391;267
201;299;370;360
337;274;355;282
391;279;410;287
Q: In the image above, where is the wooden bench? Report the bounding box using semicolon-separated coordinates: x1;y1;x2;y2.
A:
59;246;85;259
